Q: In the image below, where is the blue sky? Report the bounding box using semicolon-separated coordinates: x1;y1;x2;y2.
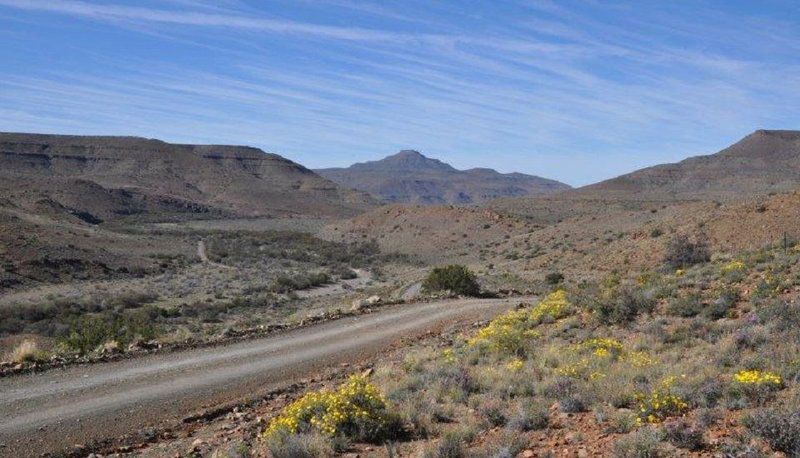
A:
1;1;799;185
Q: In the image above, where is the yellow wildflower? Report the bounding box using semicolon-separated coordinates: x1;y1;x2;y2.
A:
721;260;746;274
506;358;524;372
733;369;782;386
263;375;390;439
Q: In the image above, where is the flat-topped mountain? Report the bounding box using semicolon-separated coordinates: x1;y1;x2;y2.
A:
571;130;800;201
0;133;375;222
316;150;570;205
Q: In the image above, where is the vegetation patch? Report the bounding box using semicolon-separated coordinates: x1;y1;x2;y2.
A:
421;265;480;296
263;375;397;443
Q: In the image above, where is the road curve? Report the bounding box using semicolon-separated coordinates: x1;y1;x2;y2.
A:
0;297;527;457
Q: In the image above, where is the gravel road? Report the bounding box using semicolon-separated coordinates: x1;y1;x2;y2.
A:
0;296;527;457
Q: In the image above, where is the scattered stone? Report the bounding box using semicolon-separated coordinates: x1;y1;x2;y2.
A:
521;450;535;458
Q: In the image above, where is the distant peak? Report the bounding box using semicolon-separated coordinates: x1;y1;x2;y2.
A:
390;149;427;160
355;149;457;173
396;149;424;155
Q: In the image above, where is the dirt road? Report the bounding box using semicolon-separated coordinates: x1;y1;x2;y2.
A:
0;297;528;457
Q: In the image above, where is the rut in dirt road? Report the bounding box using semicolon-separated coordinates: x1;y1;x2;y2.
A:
0;296;532;457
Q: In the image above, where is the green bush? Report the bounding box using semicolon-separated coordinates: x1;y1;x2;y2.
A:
663;420;705;451
663;234;710;269
613;427;667;457
422;265;480;296
744;408;800;455
270;272;331;293
263;432;333;458
506;402;549;432
592;285;655;325
58;307;159;354
545;272;564;285
666;295;703;317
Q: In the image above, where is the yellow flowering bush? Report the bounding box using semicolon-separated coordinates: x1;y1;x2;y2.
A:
554;358;590;378
468;290;570;354
733;370;782;386
468;308;539;354
529;290;571;321
721;260;746;274
263;375;393;441
635;376;688;424
731;370;784;405
506;358;524;372
442;348;457;364
577;338;624;358
622;350;656;368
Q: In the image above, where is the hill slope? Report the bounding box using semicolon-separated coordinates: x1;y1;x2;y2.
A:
316;150;570;205
572;129;800;201
0;133;376;222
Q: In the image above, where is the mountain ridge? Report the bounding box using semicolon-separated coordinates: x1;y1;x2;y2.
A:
0;132;376;221
568;129;800;201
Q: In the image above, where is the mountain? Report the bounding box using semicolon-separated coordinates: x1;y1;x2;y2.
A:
315;150;570;205
571;130;800;201
0;133;376;222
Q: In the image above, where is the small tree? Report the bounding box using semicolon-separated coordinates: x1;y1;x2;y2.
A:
422;265;480;296
663;233;710;269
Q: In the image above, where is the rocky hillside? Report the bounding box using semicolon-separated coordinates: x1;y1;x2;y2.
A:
0;133;376;222
316;150;570;205
572;130;800;201
320;204;530;262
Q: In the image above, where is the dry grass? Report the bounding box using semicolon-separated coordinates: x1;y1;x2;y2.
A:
8;339;48;364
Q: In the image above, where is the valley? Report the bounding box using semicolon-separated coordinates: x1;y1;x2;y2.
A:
2;130;800;456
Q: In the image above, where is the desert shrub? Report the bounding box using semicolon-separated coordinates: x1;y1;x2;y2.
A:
704;288;738;320
663;234;710;269
263;431;334;457
392;392;437;438
542;376;576;399
468;290;570;355
206;231;381;268
728;370;783;406
473;433;526;458
696;408;723;428
270;272;331;293
744;408;800;455
592;285;655;325
680;377;724;408
635;377;689;424
58;307;159;354
110;291;159;309
757;300;800;331
330;264;358;279
545;271;564;285
422;265;480;296
478;398;507;427
721;260;747;283
263;375;396;442
613;427;667;458
663;420;705;451
603;410;638;434
506;402;549;432
650;228;664;238
666;295;703;317
558;396;587;413
8;339;48;363
424;429;471;458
